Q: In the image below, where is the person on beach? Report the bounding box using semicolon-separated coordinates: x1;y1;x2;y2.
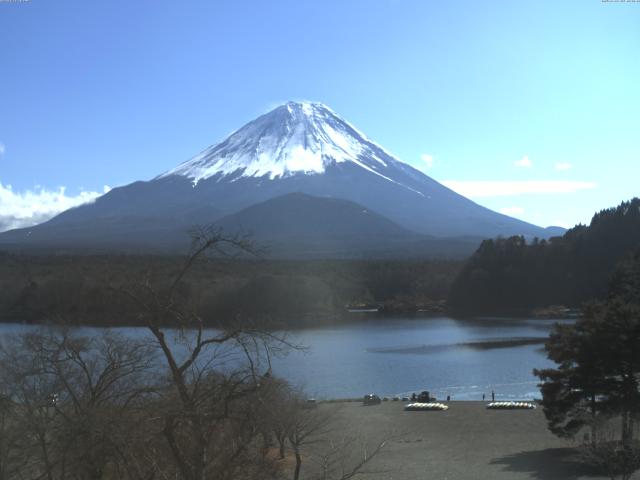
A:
482;393;485;401
491;390;495;402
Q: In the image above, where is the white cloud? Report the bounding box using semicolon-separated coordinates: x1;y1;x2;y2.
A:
554;162;573;171
514;155;532;168
420;153;434;169
0;183;111;232
442;180;596;198
500;206;524;216
0;143;5;156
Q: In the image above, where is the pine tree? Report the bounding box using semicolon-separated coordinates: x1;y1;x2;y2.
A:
536;249;640;451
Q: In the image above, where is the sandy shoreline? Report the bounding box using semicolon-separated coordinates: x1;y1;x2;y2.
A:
305;401;612;480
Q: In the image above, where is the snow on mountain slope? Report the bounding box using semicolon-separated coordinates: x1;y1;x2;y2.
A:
0;101;562;254
160;101;423;195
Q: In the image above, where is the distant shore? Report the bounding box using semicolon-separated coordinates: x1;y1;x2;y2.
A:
0;310;576;332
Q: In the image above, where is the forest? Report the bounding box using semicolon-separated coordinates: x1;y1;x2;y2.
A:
2;198;639;326
0;250;460;328
448;198;640;315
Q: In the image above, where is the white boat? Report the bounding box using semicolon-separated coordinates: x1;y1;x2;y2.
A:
486;401;535;410
404;402;449;411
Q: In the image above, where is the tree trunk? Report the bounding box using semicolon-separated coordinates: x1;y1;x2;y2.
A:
293;447;302;480
192;417;207;480
622;410;632;448
38;430;55;480
591;393;597;447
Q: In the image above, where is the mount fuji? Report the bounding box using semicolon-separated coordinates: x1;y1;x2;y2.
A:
0;101;560;257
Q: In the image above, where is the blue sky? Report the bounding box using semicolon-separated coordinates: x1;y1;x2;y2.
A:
0;0;638;230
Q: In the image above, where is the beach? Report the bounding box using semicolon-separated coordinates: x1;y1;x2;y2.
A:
306;401;610;480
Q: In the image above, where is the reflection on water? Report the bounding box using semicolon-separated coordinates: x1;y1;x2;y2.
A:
366;337;547;354
0;316;572;401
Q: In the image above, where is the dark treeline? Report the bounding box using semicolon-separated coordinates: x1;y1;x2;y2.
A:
449;198;640;315
0;253;461;327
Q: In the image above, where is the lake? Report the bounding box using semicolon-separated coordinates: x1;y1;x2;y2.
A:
268;315;571;401
0;315;570;401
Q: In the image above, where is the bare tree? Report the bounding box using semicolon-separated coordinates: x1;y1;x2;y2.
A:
0;393;25;480
0;226;390;480
310;434;388;480
282;397;390;480
285;399;335;480
0;328;158;480
117;227;292;480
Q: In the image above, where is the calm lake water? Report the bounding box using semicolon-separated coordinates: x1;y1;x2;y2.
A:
0;316;571;401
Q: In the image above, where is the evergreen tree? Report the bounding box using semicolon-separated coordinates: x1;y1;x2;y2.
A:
450;198;640;314
536;251;640;450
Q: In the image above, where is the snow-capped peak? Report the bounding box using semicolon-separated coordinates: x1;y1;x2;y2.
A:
160;101;409;183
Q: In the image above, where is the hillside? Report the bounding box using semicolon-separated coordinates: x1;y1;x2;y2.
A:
448;198;640;314
215;193;482;258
